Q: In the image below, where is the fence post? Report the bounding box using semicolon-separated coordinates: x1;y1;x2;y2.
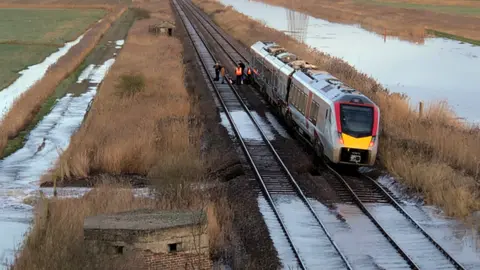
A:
418;101;424;118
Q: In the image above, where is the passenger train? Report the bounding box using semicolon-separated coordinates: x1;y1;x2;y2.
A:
249;41;380;166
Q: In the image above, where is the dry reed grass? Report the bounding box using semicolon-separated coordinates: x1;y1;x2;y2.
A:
11;183;154;270
43;1;199;184
193;0;480;217
0;6;126;156
11;176;226;269
377;0;480;7
253;0;480;43
0;3;115;10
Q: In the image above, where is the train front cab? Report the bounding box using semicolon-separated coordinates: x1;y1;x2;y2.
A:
329;100;379;166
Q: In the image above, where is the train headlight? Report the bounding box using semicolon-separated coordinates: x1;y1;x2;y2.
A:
369;136;376;147
337;132;344;145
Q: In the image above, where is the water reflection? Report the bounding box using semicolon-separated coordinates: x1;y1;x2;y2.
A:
220;0;480;123
286;9;309;43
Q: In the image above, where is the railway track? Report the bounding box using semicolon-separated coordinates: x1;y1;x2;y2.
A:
179;0;250;63
173;1;354;269
174;0;467;269
325;165;466;270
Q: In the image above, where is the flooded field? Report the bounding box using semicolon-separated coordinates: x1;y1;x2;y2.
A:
219;0;480;123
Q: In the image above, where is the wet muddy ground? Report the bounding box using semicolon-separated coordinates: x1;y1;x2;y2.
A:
173;5;281;269
0;10;136;265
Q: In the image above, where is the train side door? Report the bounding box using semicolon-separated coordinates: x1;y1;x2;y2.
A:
323;107;333;153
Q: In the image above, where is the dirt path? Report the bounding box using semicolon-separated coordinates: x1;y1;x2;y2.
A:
68;10;135;96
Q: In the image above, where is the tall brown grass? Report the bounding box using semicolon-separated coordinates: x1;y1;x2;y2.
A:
0;3;116;10
43;2;197;183
11;183;154;270
0;6;126;156
193;0;480;217
252;0;480;43
11;177;226;269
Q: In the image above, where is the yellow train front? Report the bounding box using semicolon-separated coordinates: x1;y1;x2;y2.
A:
325;99;380;166
248;40;380;167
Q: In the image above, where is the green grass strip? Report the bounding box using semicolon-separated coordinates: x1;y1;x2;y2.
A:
426;29;480;46
1;61;88;158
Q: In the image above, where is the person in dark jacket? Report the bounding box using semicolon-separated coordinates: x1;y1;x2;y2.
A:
238;61;246;84
213;62;221;81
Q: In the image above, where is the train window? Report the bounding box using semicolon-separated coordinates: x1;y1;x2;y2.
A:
295;87;301;109
290;86;297;107
256;59;263;74
296;92;305;115
310;101;319;125
291;86;299;108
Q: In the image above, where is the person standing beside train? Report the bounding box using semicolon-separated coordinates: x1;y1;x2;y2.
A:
213;62;221;81
238;61;246;84
220;65;226;84
235;64;243;85
246;66;253;84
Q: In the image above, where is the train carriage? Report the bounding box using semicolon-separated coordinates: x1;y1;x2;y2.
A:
249;41;380;166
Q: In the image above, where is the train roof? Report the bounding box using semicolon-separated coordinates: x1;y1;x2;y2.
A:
292;70;374;105
251;41;376;105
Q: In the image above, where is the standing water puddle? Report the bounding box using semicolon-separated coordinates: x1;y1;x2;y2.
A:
0;33;85;121
218;0;480;123
0;38;127;266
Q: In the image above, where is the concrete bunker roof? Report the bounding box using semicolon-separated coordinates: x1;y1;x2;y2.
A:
84;209;205;231
154;21;175;28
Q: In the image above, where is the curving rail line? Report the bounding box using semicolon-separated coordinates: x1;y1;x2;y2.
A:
325;164;466;270
172;0;352;269
175;0;466;269
180;0;250;64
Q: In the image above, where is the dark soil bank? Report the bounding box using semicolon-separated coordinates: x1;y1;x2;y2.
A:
172;3;281;269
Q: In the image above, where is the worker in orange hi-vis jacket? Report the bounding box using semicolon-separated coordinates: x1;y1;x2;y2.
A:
235;64;243;85
246;66;253;84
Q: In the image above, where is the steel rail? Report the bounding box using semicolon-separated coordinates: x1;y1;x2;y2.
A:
362;173;466;269
171;1;305;269
181;0;250;64
180;2;466;269
177;1;354;269
174;0;353;269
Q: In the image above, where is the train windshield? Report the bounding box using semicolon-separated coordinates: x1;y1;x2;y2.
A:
340;104;373;138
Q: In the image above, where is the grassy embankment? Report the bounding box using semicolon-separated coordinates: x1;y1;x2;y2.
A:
254;0;480;44
11;2;233;269
0;8;105;90
0;6;126;157
193;0;480;218
1;9;137;158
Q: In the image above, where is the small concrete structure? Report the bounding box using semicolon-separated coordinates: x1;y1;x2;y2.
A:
148;21;175;36
84;209;211;269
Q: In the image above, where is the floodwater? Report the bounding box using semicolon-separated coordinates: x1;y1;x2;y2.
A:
0;40;123;267
218;0;480;123
219;110;277;141
0;33;85;121
377;175;480;269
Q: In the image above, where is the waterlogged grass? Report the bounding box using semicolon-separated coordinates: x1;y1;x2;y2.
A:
1;61;88;158
0;8;106;44
0;44;57;90
0;8;137;158
0;8;107;90
358;0;480;16
427;29;480;46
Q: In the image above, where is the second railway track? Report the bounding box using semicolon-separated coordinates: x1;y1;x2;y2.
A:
326;165;466;270
173;0;352;269
174;0;467;269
